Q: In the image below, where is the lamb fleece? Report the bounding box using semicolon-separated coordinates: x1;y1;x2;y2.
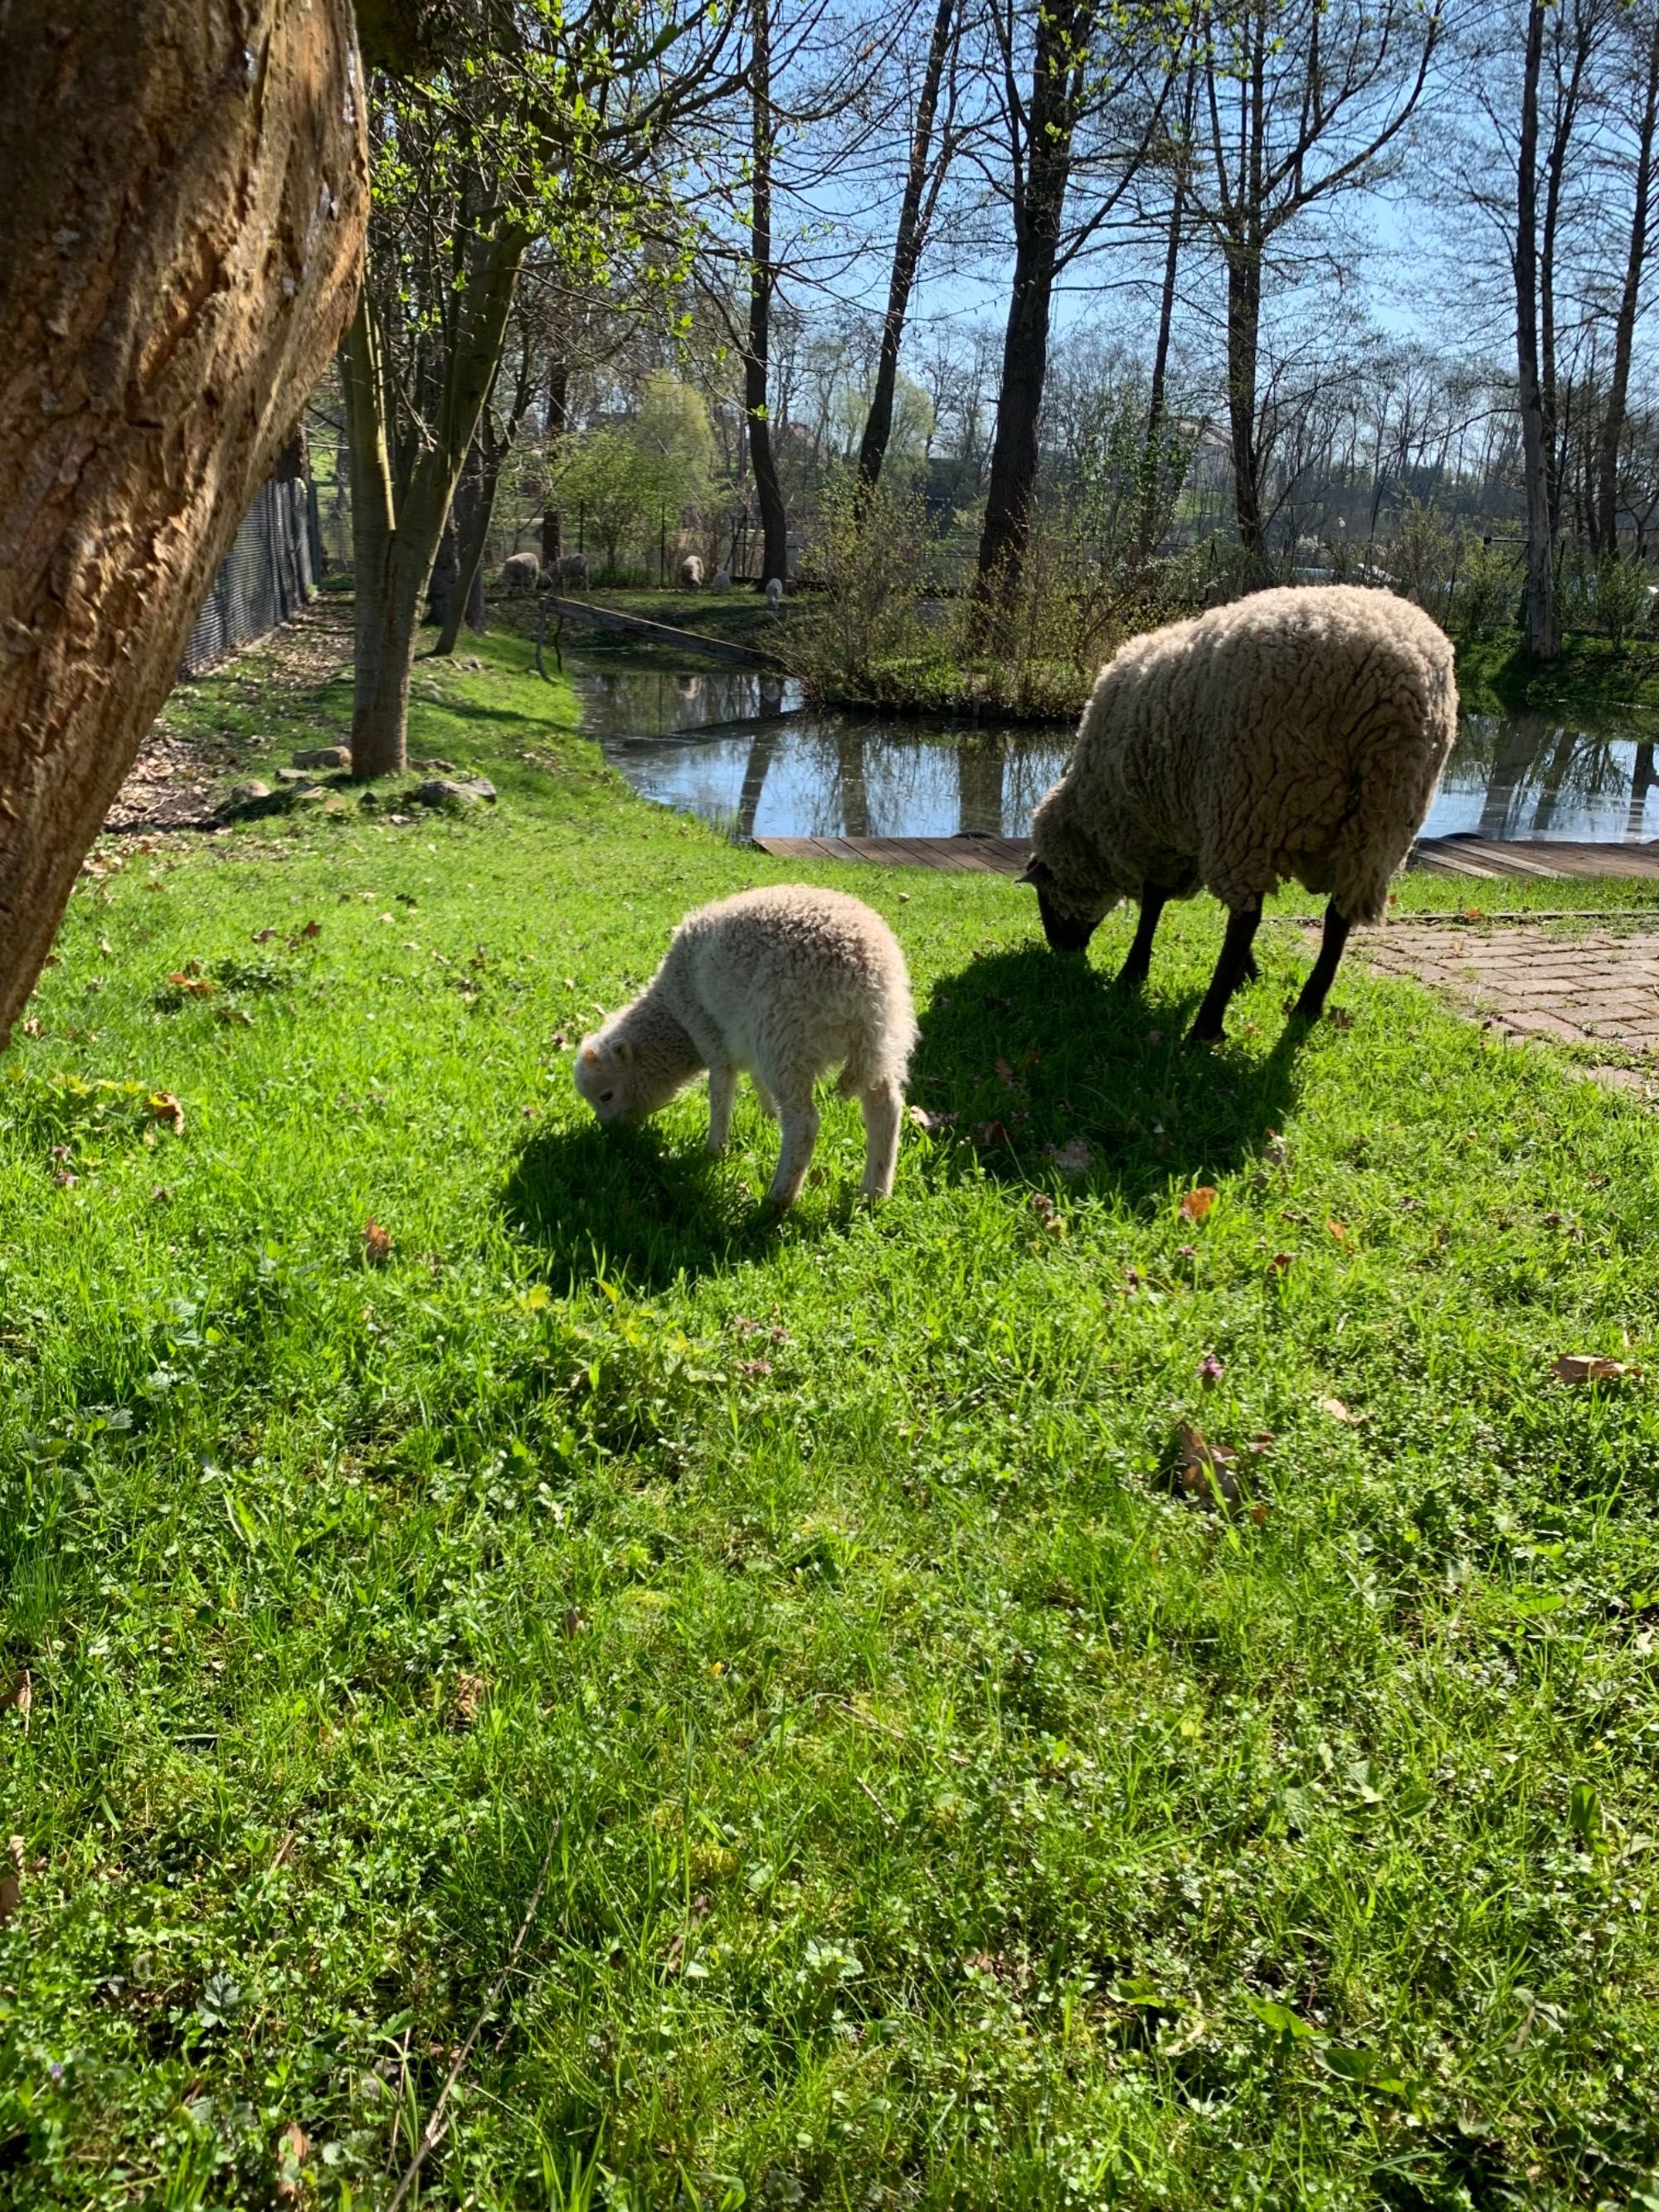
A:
1031;586;1458;930
499;552;540;594
573;885;917;1207
679;555;704;588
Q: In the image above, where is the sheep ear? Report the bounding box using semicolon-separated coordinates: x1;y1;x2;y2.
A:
612;1037;632;1064
1019;855;1054;889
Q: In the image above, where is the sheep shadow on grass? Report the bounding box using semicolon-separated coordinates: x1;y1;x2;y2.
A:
910;936;1303;1213
503;1119;789;1291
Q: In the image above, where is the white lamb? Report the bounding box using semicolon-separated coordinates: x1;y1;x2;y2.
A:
573;885;917;1207
765;576;784;613
499;551;540;595
679;555;704;589
710;567;732;593
549;552;591;590
1023;586;1458;1043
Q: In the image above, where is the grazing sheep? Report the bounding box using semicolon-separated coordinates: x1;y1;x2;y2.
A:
1022;586;1458;1043
549;551;590;590
573;884;917;1207
710;566;732;593
679;554;704;589
500;551;541;595
765;576;784;613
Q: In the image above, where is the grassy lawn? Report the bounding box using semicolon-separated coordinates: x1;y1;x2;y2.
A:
1454;634;1659;719
4;621;1659;2210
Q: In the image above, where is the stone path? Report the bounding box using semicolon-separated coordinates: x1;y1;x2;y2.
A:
1359;920;1659;1093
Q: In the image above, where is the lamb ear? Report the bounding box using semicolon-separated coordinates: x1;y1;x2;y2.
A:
1018;855;1053;888
612;1037;632;1063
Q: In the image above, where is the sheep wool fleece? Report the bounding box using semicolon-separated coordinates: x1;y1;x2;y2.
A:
577;885;917;1206
1034;586;1458;926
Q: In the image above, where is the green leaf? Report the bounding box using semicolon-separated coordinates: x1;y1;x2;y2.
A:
1245;1995;1316;2040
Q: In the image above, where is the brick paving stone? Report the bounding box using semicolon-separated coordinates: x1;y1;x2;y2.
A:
1359;921;1659;1070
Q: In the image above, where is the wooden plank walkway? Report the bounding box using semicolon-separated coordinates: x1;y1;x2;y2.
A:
752;833;1659;881
545;596;781;668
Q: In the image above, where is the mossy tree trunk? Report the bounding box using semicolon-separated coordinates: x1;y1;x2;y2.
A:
0;0;367;1050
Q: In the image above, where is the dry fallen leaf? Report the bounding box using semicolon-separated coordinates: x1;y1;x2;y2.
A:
149;1091;185;1135
275;2121;310;2205
1317;1395;1363;1423
2;1670;31;1733
1326;1218;1350;1245
1326;1006;1354;1030
552;1029;568;1049
362;1219;392;1266
995;1056;1016;1088
251;928;278;944
299;920;322;940
21;1018;41;1039
1175;1422;1240;1504
168;972;216;997
1268;1252;1293;1274
1551;1354;1642;1384
1180;1187;1218;1223
451;1672;489;1727
908;1105;956;1135
0;1835;22;1925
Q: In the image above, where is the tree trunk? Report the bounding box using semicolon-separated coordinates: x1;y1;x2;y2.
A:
746;0;789;586
0;0;365;1048
343;226;527;774
1224;244;1268;570
856;0;956;498
435;432;499;653
1598;4;1659;553
1133;133;1189;566
1516;0;1559;659
542;364;569;565
975;1;1091;600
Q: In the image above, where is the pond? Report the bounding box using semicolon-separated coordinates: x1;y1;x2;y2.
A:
576;665;1659;846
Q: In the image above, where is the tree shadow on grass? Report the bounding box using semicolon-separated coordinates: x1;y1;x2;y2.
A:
910;939;1304;1211
503;1120;785;1291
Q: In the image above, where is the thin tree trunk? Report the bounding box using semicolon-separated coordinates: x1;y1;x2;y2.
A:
1516;0;1559;658
543;364;569;564
0;0;367;1048
1598;4;1659;553
975;2;1091;601
856;0;956;498
435;430;499;654
747;0;789;586
344;226;528;774
1134;134;1190;565
1225;244;1267;568
1540;5;1595;536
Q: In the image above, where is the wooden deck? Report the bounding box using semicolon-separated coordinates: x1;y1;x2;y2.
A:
752;833;1659;881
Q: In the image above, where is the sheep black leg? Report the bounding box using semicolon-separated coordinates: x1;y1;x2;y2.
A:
1289;901;1352;1027
1117;885;1171;990
1187;905;1262;1044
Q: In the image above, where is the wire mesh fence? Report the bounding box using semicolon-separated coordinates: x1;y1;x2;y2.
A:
182;478;324;675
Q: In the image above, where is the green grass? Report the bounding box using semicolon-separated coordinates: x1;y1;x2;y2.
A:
4;620;1659;2210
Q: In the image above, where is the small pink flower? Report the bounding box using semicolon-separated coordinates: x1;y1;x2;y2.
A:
1199;1353;1224;1386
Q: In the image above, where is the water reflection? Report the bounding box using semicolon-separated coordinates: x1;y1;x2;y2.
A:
576;664;1659;846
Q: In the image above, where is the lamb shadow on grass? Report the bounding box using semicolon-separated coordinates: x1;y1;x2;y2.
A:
910;940;1304;1211
504;1120;785;1291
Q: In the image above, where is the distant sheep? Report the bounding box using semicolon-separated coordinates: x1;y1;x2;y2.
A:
499;552;540;595
765;576;784;613
1022;586;1458;1041
548;551;590;590
573;885;917;1207
679;555;704;589
710;566;732;593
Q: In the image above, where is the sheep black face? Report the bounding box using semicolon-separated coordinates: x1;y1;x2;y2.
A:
1020;857;1102;954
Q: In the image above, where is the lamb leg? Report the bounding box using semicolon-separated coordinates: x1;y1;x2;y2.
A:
707;1063;737;1151
859;1080;903;1198
766;1095;820;1208
1187;904;1262;1044
1289;901;1352;1026
1117;884;1171;990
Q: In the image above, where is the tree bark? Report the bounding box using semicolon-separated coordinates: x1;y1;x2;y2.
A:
1598;3;1659;554
855;0;956;498
975;2;1092;600
1224;243;1267;568
1539;0;1597;535
1133;128;1189;566
746;0;789;586
0;0;366;1048
542;363;570;566
1516;0;1559;658
434;431;497;653
343;225;527;775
